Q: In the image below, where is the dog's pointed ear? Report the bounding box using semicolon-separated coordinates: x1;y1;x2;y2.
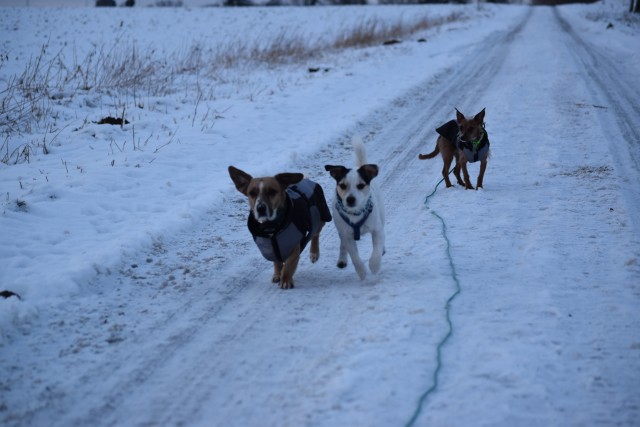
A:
274;172;303;189
358;164;379;184
324;165;349;182
228;166;252;195
455;108;466;125
474;108;485;124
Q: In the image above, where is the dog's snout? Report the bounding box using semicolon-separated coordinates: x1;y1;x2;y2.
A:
256;202;267;216
346;195;356;207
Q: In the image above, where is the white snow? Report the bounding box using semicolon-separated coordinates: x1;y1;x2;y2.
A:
1;1;639;426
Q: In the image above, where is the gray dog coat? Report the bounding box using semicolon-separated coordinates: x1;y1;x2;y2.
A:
247;179;332;263
436;120;490;163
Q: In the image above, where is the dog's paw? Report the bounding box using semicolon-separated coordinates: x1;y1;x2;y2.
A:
272;273;281;283
354;263;367;281
310;251;319;263
369;256;381;274
337;260;348;269
279;279;295;290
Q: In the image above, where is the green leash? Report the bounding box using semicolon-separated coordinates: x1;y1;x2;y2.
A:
405;168;461;427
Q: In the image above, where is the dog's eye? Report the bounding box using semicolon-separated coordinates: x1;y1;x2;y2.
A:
357;183;366;190
266;189;277;197
248;189;258;197
339;183;347;190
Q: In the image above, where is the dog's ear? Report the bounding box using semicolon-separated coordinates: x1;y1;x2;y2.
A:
324;165;350;182
228;166;253;195
473;108;485;124
274;173;303;189
358;164;379;184
455;108;467;125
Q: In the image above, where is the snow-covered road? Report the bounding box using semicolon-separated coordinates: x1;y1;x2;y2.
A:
2;4;639;427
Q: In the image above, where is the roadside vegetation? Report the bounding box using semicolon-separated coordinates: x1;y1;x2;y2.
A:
1;11;463;164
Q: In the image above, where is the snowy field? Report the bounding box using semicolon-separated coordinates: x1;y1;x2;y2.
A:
1;1;639;426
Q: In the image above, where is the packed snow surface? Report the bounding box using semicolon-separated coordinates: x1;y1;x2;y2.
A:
1;1;639;426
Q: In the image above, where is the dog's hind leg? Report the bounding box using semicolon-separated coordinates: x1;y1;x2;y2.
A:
452;155;465;187
476;159;488;189
442;157;454;188
438;137;456;188
309;222;325;263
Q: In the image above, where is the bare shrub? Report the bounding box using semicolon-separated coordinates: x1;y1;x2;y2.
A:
1;46;57;135
1;11;466;144
69;41;172;95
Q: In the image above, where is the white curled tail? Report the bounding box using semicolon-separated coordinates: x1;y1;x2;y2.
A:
352;136;367;167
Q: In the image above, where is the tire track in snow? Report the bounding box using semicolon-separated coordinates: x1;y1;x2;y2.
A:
553;7;640;232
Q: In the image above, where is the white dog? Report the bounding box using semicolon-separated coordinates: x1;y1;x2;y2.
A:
324;138;385;280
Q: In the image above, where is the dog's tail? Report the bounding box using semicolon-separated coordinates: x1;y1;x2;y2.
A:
418;144;439;160
352;136;367;167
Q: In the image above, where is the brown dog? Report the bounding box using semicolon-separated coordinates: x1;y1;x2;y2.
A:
228;166;332;289
418;108;490;190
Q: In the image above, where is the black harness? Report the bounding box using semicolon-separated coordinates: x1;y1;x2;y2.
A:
247;179;332;263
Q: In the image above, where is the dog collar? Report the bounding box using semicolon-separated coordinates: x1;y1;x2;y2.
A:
336;194;373;241
458;127;485;148
457;127;490;163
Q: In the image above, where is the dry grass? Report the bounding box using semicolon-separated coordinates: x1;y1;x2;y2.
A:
0;11;466;153
333;12;462;50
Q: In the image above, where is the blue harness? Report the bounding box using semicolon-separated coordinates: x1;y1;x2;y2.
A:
335;194;373;241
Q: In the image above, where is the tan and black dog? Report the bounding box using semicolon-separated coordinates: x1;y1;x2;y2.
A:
419;108;490;190
228;166;332;289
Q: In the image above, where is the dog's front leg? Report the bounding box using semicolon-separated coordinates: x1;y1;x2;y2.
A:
442;159;454;188
272;262;283;284
369;229;385;274
337;240;349;269
280;245;301;289
476;159;487;189
343;237;367;280
459;157;474;190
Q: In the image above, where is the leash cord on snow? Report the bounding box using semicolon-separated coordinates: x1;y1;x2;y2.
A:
405;168;461;427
